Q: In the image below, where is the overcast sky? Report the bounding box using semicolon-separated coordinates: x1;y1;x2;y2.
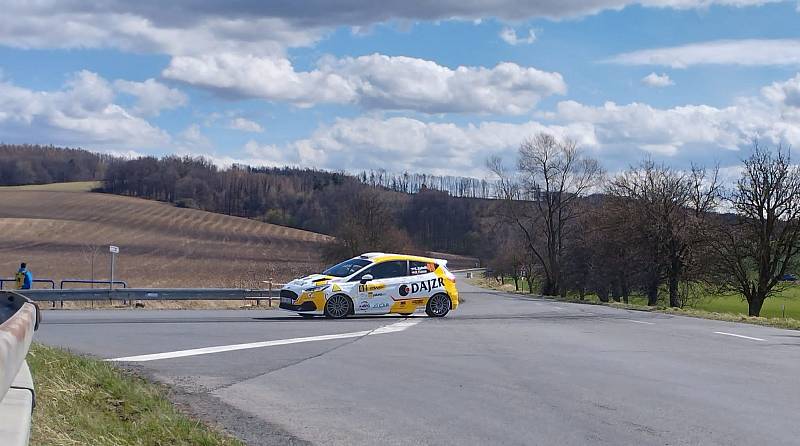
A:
1;0;799;177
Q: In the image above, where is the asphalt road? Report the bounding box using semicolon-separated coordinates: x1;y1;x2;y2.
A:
36;279;800;445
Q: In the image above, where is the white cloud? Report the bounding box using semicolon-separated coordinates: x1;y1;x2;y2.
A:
239;116;593;176
0;2;784;67
762;74;800;108
0;2;783;116
24;1;782;26
641;72;674;87
608;39;800;68
179;124;212;150
113;78;187;116
0;70;169;149
232;72;800;175
227;117;264;133
164;53;566;114
162;53;353;106
499;27;536;45
0;9;321;57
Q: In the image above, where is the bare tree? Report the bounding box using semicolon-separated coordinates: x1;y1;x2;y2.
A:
607;160;720;307
711;142;800;316
322;186;416;262
490;133;603;296
80;243;102;287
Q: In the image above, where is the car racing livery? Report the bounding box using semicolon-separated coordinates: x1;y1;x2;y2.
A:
279;253;459;318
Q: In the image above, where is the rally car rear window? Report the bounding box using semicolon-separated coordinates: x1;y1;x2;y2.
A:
410;261;436;275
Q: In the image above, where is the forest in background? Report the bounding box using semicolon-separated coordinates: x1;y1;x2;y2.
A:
0;144;112;185
0;144;491;256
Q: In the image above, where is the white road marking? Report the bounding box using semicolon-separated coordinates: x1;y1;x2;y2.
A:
108;319;421;362
714;331;766;342
625;319;655;325
552;306;564;310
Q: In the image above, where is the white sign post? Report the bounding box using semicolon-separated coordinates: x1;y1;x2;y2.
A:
109;245;119;290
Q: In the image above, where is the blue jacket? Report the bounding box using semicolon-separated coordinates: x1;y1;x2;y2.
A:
17;268;32;289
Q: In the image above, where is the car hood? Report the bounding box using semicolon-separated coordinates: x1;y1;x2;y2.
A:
283;274;343;290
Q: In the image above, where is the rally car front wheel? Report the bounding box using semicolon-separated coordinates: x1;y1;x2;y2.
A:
324;294;352;319
426;293;451;317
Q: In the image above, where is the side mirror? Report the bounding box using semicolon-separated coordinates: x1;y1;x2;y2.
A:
360;274;374;284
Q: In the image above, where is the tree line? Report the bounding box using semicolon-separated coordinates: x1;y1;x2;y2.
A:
0;144;111;186
486;134;800;317
101;156;488;256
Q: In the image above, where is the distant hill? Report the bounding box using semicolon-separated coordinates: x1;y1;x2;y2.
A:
0;188;330;287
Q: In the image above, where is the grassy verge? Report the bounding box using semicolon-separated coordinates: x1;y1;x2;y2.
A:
472;277;800;331
28;343;243;446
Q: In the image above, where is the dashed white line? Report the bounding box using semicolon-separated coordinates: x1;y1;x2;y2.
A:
625;319;655;325
714;331;766;342
108;319;421;362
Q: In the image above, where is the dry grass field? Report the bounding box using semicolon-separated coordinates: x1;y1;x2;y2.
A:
0;189;330;289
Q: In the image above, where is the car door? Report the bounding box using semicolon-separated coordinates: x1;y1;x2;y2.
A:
352;260;408;314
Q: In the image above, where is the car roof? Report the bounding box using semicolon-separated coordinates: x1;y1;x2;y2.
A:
358;252;447;265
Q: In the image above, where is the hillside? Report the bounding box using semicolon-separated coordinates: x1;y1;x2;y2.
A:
0;188;330;287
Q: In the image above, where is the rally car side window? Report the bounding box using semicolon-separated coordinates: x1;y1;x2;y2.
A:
350;260;408;281
410;261;436;275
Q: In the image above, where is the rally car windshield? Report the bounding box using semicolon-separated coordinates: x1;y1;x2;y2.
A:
322;258;372;277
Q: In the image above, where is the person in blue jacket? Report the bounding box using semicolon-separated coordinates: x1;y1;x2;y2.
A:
15;262;32;290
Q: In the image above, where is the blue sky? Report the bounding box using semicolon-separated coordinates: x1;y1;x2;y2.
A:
1;1;799;177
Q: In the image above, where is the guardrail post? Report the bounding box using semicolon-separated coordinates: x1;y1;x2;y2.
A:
269;281;273;308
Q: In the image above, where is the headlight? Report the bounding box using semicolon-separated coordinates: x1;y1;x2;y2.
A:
304;284;330;293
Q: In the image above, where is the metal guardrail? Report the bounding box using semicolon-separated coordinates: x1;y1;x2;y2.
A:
59;279;128;289
20;287;280;302
0;279;56;290
451;268;486;273
0;290;41;446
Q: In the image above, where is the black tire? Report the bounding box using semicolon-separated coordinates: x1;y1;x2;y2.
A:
324;294;352;319
298;313;315;318
426;293;451;317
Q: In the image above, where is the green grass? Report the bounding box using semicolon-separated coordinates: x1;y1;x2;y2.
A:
691;287;800;319
0;181;101;192
28;343;243;446
488;276;800;318
475;276;800;330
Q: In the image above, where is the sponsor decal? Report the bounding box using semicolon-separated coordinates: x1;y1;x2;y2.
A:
358;283;386;292
411;266;428;275
359;300;389;311
399;284;410;296
409;278;445;294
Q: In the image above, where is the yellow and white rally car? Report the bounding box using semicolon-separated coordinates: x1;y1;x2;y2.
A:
279;253;459;318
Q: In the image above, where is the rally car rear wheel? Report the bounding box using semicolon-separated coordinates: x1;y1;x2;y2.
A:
426;293;451;317
324;294;352;319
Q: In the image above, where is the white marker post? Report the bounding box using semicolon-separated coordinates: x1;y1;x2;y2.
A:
109;245;119;290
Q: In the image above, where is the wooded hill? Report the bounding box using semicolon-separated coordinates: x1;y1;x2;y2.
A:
0;144;491;256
